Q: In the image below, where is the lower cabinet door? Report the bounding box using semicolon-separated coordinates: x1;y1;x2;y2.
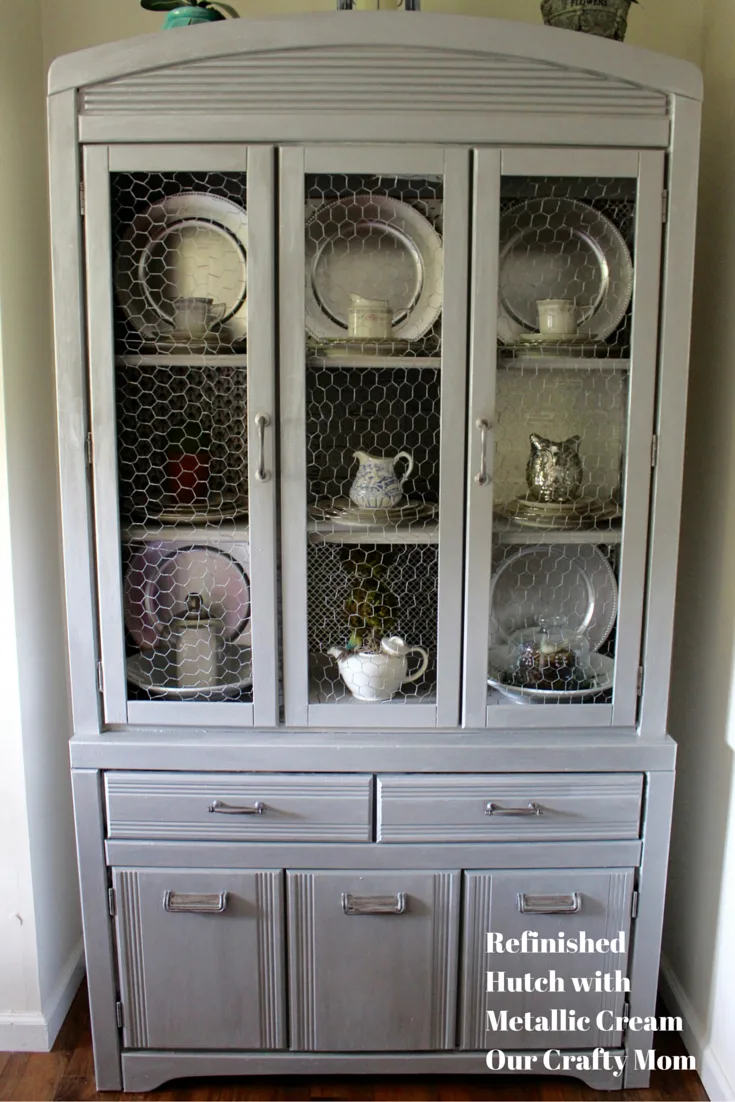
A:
113;868;286;1050
459;869;635;1051
287;870;460;1051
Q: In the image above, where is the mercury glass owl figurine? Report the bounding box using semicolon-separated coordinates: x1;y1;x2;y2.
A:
526;433;583;503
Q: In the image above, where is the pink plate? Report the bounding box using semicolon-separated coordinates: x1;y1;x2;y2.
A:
124;543;250;649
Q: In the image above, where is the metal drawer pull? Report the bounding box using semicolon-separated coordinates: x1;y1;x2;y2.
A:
475;418;491;486
209;800;266;815
342;892;407;915
254;412;271;482
518;892;582;915
164;891;228;914
486;801;542;817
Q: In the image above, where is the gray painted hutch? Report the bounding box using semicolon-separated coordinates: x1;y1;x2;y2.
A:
48;12;702;1092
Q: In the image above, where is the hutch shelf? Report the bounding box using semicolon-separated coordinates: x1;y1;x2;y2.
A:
48;12;701;1092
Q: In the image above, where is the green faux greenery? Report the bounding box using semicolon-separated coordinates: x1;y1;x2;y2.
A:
341;548;398;653
141;0;240;16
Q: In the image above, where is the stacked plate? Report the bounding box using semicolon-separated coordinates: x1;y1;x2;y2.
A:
495;496;621;530
127;645;252;700
135;493;248;525
309;497;437;529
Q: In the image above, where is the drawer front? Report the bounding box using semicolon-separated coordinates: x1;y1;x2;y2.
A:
105;773;373;841
377;774;643;842
288;869;460;1052
459;868;634;1051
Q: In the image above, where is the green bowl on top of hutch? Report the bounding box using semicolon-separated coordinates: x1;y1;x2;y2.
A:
140;0;240;28
541;0;639;40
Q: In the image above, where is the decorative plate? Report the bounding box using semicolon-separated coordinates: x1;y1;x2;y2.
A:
488;647;614;704
115;192;248;343
124;543;250;650
305;195;443;342
497;197;633;344
309;497;437;528
489;544;618;651
127;645;252;700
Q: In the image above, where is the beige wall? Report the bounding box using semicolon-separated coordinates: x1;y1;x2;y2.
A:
0;0;80;1048
663;0;735;1096
41;0;703;71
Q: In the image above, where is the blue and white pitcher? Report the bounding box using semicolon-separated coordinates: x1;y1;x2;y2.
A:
348;450;415;510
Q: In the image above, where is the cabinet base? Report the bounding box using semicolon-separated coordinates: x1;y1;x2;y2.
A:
121;1049;638;1093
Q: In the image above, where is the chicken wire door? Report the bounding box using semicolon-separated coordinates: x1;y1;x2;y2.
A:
280;147;470;727
83;145;278;727
464;149;665;729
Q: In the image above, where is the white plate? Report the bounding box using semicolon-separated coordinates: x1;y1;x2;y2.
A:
305;195;443;342
488;647;613;704
124;543;250;649
141;498;248;525
309;498;437;527
497;198;633;344
489;544;617;651
127;645;252;700
517;333;593;344
115;192;248;343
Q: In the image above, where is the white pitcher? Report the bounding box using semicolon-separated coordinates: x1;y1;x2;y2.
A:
328;636;429;702
348;450;415;509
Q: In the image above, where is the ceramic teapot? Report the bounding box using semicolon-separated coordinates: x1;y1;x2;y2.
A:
328;636;429;702
348;450;415;510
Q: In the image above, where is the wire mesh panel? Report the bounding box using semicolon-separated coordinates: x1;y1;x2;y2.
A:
111;170;253;708
304;173;444;708
488;176;636;711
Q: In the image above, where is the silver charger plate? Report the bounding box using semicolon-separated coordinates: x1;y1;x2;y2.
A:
488;647;614;704
497;197;633;344
127;645;252;700
115;192;248;343
489;544;618;651
305;195;443;342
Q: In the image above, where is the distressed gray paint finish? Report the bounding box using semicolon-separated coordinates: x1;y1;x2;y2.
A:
376;774;643;843
105;773;373;842
113;868;286;1050
459;868;635;1051
288;870;459;1051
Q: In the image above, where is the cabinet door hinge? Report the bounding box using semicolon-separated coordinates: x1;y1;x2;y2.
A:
85;431;93;467
79;181;86;218
97;661;105;695
651;434;659;468
662;189;669;223
631;890;639;919
116;1001;124;1029
637;666;644;696
108;887;116;917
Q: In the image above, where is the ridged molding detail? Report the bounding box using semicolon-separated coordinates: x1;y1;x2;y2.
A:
288;873;317;1051
117;870;149;1049
430;872;459;1049
597;870;634;1045
255;871;286;1050
80;46;669;119
458;872;492;1051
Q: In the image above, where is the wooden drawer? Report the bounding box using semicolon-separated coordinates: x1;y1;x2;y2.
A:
376;773;643;842
105;772;373;841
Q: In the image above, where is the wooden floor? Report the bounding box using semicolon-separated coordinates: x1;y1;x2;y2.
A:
0;985;708;1102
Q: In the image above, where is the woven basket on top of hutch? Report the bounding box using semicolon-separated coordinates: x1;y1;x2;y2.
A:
48;12;701;1092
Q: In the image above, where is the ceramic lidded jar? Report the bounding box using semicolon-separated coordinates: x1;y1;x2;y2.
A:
166;593;224;689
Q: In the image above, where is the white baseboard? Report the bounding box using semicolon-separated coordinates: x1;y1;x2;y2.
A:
660;954;734;1102
0;939;85;1053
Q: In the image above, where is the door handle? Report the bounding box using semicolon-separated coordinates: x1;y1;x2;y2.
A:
518;892;582;915
254;412;271;482
163;891;228;914
475;418;491;486
342;892;406;915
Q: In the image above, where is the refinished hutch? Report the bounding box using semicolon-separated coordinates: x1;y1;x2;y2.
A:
48;11;702;1092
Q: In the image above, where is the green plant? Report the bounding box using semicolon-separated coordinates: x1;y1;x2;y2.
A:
141;0;240;16
340;547;398;653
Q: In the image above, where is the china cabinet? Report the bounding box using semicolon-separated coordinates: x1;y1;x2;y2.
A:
48;12;702;1092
